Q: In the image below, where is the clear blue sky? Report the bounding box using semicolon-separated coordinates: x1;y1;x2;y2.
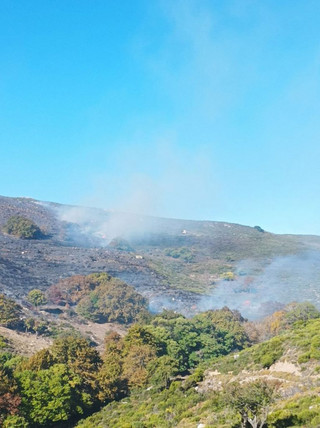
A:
1;0;320;234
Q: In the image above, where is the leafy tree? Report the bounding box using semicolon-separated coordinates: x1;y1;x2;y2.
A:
47;273;148;324
77;282;147;324
123;324;163;352
22;349;54;371
259;302;320;340
0;358;21;425
16;364;83;426
47;274;107;306
3;216;42;239
0;294;23;329
98;332;126;402
27;289;47;307
122;344;157;387
226;380;278;428
147;355;179;389
284;302;320;326
50;336;102;406
24;318;49;335
3;415;29;428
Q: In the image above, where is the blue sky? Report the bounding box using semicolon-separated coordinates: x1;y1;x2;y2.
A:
1;0;320;234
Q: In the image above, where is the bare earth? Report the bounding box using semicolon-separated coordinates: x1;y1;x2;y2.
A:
0;326;52;356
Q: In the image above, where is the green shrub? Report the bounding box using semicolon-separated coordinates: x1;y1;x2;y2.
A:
27;289;47;307
48;273;148;324
221;271;235;281
0;294;23;329
165;247;194;262
3;415;29;428
3;216;43;239
0;334;8;349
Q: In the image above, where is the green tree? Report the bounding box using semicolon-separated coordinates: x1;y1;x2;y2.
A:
284;302;320;326
147;355;178;389
3;216;42;239
0;360;21;425
122;344;157;387
226;380;277;428
48;273;148;324
27;289;47;307
3;415;29;428
50;336;102;406
16;364;82;426
0;294;22;329
77;282;148;324
98;332;126;402
22;349;54;371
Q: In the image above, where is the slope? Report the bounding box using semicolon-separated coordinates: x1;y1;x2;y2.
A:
1;195;320;317
77;317;320;428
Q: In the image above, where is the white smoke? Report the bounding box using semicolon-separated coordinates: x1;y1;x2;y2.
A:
56;204;160;246
200;251;320;319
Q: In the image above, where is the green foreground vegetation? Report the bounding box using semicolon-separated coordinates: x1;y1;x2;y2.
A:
1;287;320;427
0;305;252;427
1;268;320;427
78;314;320;428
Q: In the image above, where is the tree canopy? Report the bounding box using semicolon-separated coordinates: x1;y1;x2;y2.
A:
2;216;43;239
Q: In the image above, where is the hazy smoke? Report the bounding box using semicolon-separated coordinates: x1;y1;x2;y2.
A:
200;251;320;319
56;205;163;246
51;202;320;320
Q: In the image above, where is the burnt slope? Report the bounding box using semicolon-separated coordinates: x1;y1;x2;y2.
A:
1;195;320;317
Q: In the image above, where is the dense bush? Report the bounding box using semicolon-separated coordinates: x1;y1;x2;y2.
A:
47;273;148;324
0;294;23;329
0;304;253;426
76;315;320;428
4;303;320;427
165;247;194;262
0;336;102;427
256;302;320;339
27;289;47;307
2;216;43;239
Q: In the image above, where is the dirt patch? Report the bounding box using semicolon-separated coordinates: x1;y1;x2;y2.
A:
0;326;52;356
269;360;302;376
72;320;127;353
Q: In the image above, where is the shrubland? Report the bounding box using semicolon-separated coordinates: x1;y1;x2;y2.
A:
77;307;320;428
1;275;320;428
0;305;251;427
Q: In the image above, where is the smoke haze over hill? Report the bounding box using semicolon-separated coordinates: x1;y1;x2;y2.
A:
201;251;320;319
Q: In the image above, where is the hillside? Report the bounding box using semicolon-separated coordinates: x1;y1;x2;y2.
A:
77;316;320;427
1;195;320;318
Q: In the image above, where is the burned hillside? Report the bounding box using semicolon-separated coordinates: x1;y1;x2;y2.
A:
1;195;320;318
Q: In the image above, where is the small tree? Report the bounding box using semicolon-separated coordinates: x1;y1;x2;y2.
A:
0;294;22;329
3;216;43;239
226;380;278;428
27;289;47;307
147;355;179;389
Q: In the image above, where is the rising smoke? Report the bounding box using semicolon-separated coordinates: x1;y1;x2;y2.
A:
200;251;320;319
55;202;320;320
56;204;158;246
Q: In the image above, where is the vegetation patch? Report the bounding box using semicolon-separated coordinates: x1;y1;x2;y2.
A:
165;247;194;262
0;294;23;330
2;216;43;239
48;273;148;324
